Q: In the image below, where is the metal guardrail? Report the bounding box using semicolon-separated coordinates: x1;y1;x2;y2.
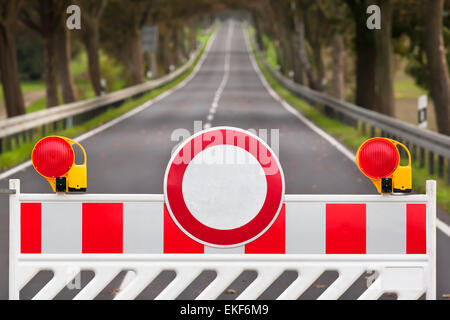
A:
0;39;206;147
253;41;450;183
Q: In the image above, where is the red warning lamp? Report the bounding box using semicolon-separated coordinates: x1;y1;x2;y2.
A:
356;138;412;194
32;136;87;193
32;136;74;178
357;138;399;179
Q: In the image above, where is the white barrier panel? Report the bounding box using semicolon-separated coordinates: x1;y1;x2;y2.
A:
9;179;436;300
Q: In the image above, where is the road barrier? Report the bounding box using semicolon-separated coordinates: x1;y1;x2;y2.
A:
8;179;436;300
251;34;450;184
8;127;436;300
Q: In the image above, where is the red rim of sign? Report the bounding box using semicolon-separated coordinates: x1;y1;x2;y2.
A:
164;127;285;247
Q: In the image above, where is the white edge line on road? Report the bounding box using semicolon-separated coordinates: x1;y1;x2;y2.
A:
243;25;450;237
437;219;450;237
0;29;218;183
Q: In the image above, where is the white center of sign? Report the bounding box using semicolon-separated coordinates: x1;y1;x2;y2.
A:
182;144;267;230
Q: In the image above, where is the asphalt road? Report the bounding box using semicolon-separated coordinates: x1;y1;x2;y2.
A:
1;21;449;300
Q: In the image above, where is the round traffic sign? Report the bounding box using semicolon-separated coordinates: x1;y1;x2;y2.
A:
164;127;285;248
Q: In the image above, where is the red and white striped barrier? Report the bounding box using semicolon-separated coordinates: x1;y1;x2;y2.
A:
19;200;427;255
10;179;436;300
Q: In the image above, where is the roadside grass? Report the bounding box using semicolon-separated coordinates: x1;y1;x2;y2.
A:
0;30;212;172
0;80;45;104
394;80;426;99
262;34;278;70
27;97;48;114
26;50;126;113
250;32;450;214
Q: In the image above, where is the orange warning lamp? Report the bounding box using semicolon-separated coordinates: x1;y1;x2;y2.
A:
32;136;87;193
356;137;412;194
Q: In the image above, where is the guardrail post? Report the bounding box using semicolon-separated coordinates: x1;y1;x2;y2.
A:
412;144;417;163
0;138;2;154
67;116;73;129
438;155;444;179
9;179;20;300
448;158;450;185
361;122;366;136
428;151;435;175
6;136;12;151
370;126;375;138
13;134;19;147
420;147;425;168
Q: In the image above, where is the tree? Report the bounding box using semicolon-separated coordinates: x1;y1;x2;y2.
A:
331;33;345;100
424;0;450;134
77;0;107;96
345;0;377;110
21;0;67;108
0;0;26;117
55;8;77;104
101;0;152;85
374;0;394;116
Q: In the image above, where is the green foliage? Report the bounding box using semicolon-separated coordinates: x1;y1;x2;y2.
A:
26;97;46;114
0;28;212;172
262;34;278;70
16;27;44;81
251;27;450;214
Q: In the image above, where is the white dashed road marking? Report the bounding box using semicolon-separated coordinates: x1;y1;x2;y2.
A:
203;22;234;129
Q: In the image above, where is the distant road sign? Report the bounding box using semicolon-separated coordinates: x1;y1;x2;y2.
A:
418;94;427;129
141;25;158;52
164;127;285;248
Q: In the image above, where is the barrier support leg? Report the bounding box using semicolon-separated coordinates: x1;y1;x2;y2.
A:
426;180;436;300
9;179;20;300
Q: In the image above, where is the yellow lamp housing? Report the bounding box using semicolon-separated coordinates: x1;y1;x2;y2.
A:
356;137;412;194
31;136;87;193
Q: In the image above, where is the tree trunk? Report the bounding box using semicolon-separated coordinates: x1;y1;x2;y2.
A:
424;0;450;134
374;0;394;116
331;34;345;100
253;14;265;52
0;22;25;117
280;27;295;78
158;29;168;74
178;26;188;62
55;22;77;103
293;13;318;90
311;40;326;92
355;44;376;110
43;32;59;107
159;25;174;73
129;28;144;85
292;39;305;85
82;19;102;96
188;19;197;54
173;26;184;67
350;2;377;110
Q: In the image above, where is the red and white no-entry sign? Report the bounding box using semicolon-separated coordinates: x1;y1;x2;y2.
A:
164;127;285;248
